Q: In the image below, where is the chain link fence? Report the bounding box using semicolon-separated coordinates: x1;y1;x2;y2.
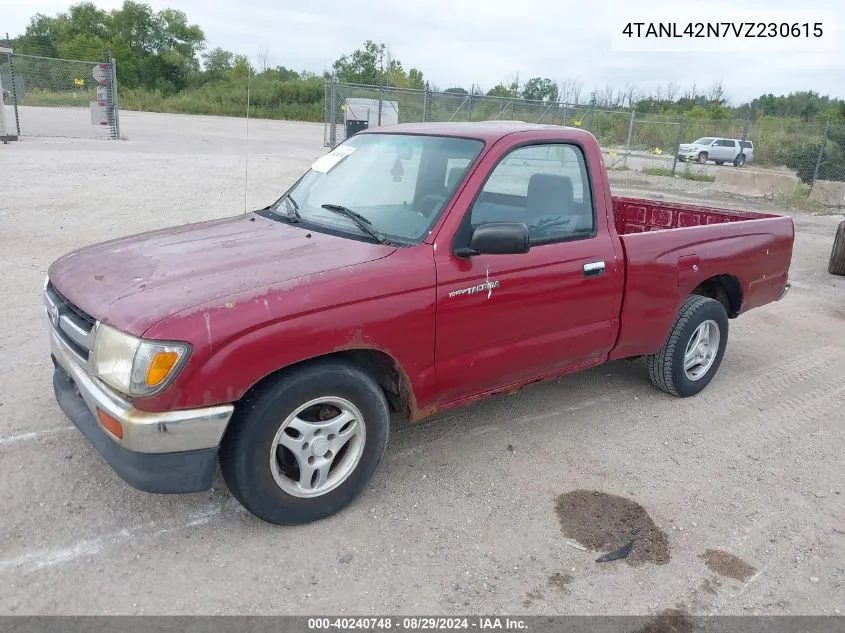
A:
323;78;844;197
0;39;120;140
325;80;601;149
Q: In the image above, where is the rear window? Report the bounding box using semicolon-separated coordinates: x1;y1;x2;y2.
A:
740;141;753;148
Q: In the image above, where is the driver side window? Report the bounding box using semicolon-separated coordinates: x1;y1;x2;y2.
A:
467;143;595;244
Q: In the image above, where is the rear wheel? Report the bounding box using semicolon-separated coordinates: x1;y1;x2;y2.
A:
714;160;724;166
734;154;746;167
647;296;729;397
829;220;845;276
219;359;390;525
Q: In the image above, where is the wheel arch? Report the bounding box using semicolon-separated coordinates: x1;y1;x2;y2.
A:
233;348;420;423
691;274;743;317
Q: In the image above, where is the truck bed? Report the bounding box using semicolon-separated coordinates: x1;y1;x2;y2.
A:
608;195;794;361
612;196;781;234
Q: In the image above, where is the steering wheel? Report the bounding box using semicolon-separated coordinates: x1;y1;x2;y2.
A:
416;194;447;218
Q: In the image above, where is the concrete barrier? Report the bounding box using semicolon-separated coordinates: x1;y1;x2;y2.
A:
809;180;845;208
713;168;800;197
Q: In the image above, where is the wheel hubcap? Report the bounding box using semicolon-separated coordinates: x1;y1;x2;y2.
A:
683;320;720;381
270;396;366;498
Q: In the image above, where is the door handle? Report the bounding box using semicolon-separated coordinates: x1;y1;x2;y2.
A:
583;261;606;277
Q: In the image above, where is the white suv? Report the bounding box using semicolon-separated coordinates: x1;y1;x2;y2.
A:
677;137;753;166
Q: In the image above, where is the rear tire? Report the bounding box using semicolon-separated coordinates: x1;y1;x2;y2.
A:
714;160;724;166
219;359;390;525
734;154;746;167
647;296;729;397
829;220;845;276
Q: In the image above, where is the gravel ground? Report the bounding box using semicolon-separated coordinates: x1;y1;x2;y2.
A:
1;110;843;616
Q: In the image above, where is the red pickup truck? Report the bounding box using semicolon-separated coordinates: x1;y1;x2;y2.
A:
44;122;793;525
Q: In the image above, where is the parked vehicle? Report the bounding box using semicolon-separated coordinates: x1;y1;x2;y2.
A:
677;137;753;166
829;220;845;276
44;122;793;525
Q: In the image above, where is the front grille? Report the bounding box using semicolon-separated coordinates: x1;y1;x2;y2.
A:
45;281;97;364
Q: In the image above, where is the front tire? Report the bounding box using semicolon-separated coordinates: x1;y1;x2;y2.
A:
697;152;708;164
647;296;729;397
219;359;390;525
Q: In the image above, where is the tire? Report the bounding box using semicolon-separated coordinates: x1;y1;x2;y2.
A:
734;154;746;167
829;220;845;276
697;152;708;164
714;160;724;166
647;295;729;397
219;359;390;525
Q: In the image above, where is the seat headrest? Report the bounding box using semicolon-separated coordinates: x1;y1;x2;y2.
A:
527;173;574;216
446;166;466;190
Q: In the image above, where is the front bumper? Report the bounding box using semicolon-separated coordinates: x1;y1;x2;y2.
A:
776;281;791;301
50;326;234;493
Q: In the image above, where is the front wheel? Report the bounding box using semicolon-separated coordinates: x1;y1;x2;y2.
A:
647;296;729;397
219;359;390;525
697;152;708;164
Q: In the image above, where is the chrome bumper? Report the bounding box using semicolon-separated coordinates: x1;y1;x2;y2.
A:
50;327;233;454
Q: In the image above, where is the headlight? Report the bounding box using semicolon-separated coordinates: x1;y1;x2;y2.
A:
92;324;190;397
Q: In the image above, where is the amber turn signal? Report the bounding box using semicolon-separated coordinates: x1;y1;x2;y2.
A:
96;409;123;440
146;351;180;387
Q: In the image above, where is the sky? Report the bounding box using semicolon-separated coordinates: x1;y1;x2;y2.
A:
2;0;843;103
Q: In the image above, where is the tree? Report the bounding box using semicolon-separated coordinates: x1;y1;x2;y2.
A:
229;54;254;79
256;48;272;73
444;87;468;95
332;40;387;84
14;1;205;92
202;47;233;78
522;77;558;102
408;68;425;90
487;80;519;98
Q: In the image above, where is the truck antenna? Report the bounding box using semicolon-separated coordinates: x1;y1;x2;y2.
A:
243;65;251;214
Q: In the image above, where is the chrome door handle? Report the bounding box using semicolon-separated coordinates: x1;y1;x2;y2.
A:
583;261;606;277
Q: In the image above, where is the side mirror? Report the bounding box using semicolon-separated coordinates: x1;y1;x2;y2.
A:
455;222;530;257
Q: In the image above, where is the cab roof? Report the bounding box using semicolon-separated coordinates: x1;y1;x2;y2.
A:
355;121;591;143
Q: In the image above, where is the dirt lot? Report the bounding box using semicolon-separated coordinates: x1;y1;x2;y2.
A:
1;110;843;616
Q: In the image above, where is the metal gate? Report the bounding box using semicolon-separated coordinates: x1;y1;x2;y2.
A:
0;48;120;140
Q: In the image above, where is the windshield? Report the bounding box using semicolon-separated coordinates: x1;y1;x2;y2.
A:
692;138;715;145
271;133;485;244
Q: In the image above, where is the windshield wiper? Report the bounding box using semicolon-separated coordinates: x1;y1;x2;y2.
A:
269;193;301;223
321;204;390;245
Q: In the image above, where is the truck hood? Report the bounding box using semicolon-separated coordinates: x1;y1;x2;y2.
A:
47;213;395;335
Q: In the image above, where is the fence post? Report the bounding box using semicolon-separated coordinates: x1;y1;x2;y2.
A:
328;75;338;148
739;106;752;164
624;109;635;167
109;52;121;140
812;118;830;186
423;82;431;122
671;115;686;176
562;102;567;126
6;34;20;137
587;93;596;132
468;85;473;121
377;85;384;126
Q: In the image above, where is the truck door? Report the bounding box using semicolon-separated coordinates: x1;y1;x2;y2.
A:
433;142;624;404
